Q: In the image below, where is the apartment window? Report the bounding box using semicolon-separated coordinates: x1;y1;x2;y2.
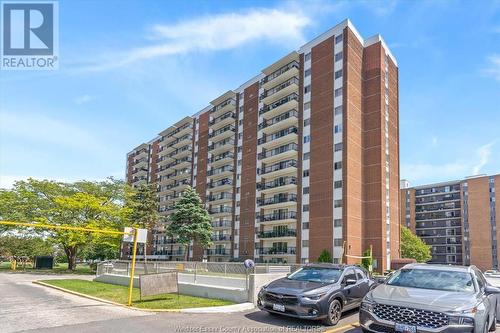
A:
304;85;311;94
236;187;240;193
303;187;310;194
304;102;311;110
235;215;240;221
303;152;310;160
334;106;342;116
334;180;342;189
334;219;342;227
334;87;343;97
305;68;311;77
238;147;242;152
238;160;242;166
305;52;311;61
334;238;343;246
335;51;343;62
239;133;243;139
302;222;309;229
239;106;244;113
304;135;311;143
334;161;342;170
335;69;343;79
335;34;343;44
334;143;343;152
239;119;243;126
304;118;310;127
334;124;342;134
303;169;310;177
302;240;309;247
303;204;309;212
334;199;343;208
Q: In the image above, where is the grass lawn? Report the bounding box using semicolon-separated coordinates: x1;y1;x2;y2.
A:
0;262;94;275
40;279;234;309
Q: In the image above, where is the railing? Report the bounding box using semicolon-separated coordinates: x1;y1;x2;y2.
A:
207;165;234;176
211;220;232;228
210;111;236;126
258;143;298;160
208;152;234;163
258;127;298;145
205;249;230;255
212;234;232;241
211;99;236;113
258;247;297;255
257;194;297;206
259;160;297;175
166;134;193;148
258;211;297;222
209;206;233;214
209;125;236;138
260;77;299;100
259;93;299;116
258;110;299;130
258;229;297;238
207;192;233;201
208;178;233;188
257;177;297;191
260;61;299;85
209;138;235;151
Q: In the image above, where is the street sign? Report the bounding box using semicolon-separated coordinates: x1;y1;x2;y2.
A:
122;227;148;244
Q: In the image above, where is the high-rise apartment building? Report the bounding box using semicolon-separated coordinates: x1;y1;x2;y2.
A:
400;174;499;271
124;19;400;271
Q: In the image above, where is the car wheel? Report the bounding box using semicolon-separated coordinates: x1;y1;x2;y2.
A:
489;313;497;332
323;299;342;326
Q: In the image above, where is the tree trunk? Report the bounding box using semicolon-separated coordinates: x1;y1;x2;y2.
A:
184;245;189;262
65;247;77;271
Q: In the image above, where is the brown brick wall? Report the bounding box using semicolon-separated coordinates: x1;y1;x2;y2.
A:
296;53;304;263
150;140;159;185
468;176;492;271
231;95;241;258
344;27;364;264
239;82;259;259
126;154;134;184
309;36;335;261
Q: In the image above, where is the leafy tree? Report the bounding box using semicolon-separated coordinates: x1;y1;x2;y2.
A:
361;248;373;272
401;226;432;263
0;234;54;268
317;249;332;263
167;186;212;261
0;178;130;270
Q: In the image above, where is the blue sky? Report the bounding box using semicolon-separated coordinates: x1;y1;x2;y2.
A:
0;0;499;188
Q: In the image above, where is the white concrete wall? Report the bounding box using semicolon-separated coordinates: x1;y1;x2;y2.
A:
247;273;287;305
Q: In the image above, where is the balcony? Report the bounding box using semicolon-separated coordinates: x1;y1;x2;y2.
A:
209;124;236;141
206;248;230;256
258;229;296;239
258;126;298;149
257;194;297;209
209;206;233;217
209;138;235;155
258;110;299;134
211;99;237;118
210;111;236;131
134;158;148;167
207;192;233;205
258;143;298;164
168;156;192;170
211;220;232;228
212;234;232;242
207;165;234;181
259;160;297;178
172;179;190;191
260;77;299;105
258;247;296;256
208;178;233;192
208;151;235;168
258;211;297;224
260;61;300;90
259;93;299;120
257;177;297;195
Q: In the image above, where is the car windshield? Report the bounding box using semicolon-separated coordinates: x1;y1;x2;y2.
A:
386;268;475;292
287;267;342;283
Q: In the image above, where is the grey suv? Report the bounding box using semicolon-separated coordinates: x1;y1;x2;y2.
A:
360;263;500;333
257;264;374;326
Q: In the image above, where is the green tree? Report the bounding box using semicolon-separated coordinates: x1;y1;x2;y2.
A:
401;226;432;262
317;249;332;263
0;234;54;268
167;187;212;261
0;178;130;270
361;248;373;272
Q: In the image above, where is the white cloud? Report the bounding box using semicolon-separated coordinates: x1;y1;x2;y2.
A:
482;54;500;81
80;9;311;72
74;94;94;105
472;141;496;175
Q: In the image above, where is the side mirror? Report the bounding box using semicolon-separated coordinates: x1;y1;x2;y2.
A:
485;285;500;295
345;278;357;286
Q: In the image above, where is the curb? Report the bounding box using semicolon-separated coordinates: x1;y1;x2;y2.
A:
33;280;254;314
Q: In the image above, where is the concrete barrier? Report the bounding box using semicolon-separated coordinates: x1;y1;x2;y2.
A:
247;273;287;305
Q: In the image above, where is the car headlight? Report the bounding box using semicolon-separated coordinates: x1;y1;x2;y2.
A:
449;316;474;326
361;293;375;312
302;293;326;301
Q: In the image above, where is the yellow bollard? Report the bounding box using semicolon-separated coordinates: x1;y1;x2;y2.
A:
10;259;16;271
127;228;139;306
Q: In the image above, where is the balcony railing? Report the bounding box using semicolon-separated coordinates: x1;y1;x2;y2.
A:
257;194;297;207
207;192;233;201
258;211;297;222
258;127;298;145
166;134;193;148
258;110;298;130
210;111;236;126
257;177;297;191
161;123;193;140
258;229;297;238
209;138;235;151
206;249;229;255
260;61;299;85
209;125;236;138
259;160;297;175
211;99;236;113
166;156;192;168
207;165;234;176
260;77;299;100
258;143;298;160
209;206;233;214
212;234;232;241
208;152;235;164
258;247;296;255
259;93;299;116
208;178;233;189
211;220;232;228
134;158;148;164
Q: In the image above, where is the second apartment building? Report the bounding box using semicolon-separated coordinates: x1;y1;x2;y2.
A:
125;19;400;271
401;174;500;271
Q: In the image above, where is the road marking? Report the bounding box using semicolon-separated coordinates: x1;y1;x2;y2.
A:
324;322;359;333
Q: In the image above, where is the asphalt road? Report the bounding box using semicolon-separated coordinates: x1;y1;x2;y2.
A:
1;272;499;333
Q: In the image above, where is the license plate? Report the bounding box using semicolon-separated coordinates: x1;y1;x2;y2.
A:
272;303;285;312
395;323;416;333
